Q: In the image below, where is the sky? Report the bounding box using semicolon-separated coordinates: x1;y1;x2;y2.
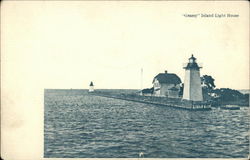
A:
2;1;249;90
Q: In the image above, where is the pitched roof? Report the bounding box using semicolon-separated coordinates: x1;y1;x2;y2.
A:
153;73;181;84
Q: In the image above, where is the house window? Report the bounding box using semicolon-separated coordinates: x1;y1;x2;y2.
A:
155;82;160;87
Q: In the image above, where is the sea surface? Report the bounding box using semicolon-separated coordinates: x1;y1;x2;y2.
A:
44;89;249;158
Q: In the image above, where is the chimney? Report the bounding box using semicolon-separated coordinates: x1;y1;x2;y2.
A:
165;70;168;74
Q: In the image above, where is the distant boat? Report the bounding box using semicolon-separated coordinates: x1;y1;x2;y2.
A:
220;105;240;110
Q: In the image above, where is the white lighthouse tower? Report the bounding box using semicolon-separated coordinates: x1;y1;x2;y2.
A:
89;81;94;92
182;55;203;101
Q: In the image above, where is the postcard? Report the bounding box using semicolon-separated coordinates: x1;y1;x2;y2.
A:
1;1;249;160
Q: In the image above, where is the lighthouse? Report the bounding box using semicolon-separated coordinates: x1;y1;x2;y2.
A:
182;55;203;101
89;81;94;92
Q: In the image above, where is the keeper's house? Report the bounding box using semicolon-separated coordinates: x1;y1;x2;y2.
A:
152;71;182;98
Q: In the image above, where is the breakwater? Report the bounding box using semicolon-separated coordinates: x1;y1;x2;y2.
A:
92;91;212;111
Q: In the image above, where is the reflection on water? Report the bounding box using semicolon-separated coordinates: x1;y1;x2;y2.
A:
44;90;249;158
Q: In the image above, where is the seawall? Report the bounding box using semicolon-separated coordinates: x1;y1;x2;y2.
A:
91;92;212;111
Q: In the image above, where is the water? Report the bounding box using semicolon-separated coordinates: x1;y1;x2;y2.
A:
44;89;249;158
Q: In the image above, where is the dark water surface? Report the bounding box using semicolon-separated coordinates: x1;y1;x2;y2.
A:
44;89;249;158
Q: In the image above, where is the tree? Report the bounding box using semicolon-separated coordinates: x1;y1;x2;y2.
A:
201;75;216;90
212;88;245;102
200;75;216;101
213;88;249;105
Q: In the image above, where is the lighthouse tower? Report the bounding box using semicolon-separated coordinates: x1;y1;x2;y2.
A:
182;55;203;101
89;81;94;92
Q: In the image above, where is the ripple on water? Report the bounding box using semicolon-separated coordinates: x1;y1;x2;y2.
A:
44;90;249;158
